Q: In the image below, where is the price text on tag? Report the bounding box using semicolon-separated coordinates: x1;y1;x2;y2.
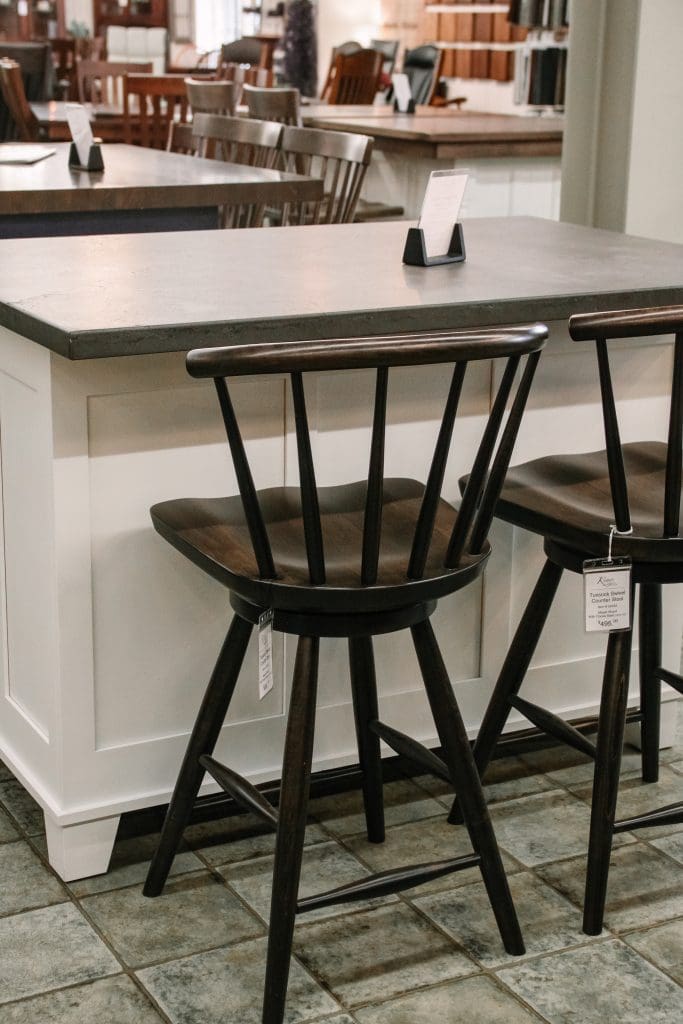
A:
258;609;274;699
583;558;632;633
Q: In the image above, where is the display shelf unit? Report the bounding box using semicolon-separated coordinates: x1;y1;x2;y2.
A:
0;0;65;40
93;0;168;36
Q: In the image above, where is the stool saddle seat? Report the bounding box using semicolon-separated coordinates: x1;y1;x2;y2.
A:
151;477;489;615
495;441;683;565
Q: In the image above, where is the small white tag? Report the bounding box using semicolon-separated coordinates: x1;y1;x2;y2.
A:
258;609;274;699
583;558;632;633
417;170;469;259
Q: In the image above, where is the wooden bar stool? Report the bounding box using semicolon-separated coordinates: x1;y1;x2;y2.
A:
455;305;683;935
143;323;547;1023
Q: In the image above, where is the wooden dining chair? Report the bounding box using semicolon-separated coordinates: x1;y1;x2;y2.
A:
220;37;268;67
401;44;446;106
454;305;683;935
326;48;383;105
191;112;282;227
370;38;400;77
123;73;190;150
167;121;196;155
277;124;373;225
143;322;547;1023
242;84;302;126
0;58;40;141
77;59;153;106
320;39;362;100
217;61;273;90
185;78;239;116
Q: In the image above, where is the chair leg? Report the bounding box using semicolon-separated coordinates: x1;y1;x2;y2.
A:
583;623;634;935
143;614;253;897
349;636;385;843
450;557;563;823
639;583;662;783
262;636;319;1024
411;619;525;956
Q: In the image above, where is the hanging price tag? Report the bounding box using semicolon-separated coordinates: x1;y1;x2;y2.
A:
258;609;274;699
583;558;632;633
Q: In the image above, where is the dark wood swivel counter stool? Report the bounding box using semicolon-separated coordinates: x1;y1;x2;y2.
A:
143;323;547;1023
456;305;683;935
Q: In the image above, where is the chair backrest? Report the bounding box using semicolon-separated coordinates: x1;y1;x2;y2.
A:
78;59;153;105
370;38;400;76
242;84;301;126
321;40;362;99
277;124;373;225
185;77;239;116
402;44;445;105
50;37;77;100
123;73;189;149
0;41;50;100
167;120;196;155
186;325;546;585
220;38;267;67
569;306;683;539
191;112;283;228
0;58;39;141
217;61;273;88
327;49;383;105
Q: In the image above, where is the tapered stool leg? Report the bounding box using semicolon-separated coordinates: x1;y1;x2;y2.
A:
450;557;563;823
262;635;319;1024
144;614;253;897
349;636;385;843
639;584;662;783
583;624;634;934
411;619;525;956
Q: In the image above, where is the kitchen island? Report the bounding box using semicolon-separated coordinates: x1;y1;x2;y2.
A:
0;217;680;879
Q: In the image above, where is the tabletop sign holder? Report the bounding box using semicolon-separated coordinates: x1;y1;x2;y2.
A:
403;223;466;267
394;97;416;114
403;170;469;267
68;142;104;172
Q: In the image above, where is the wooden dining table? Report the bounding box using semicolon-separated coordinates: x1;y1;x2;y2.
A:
32;100;127;143
0;142;323;238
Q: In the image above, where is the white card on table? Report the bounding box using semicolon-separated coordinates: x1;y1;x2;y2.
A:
391;72;413;113
65;103;95;168
417;170;468;259
583;559;632;633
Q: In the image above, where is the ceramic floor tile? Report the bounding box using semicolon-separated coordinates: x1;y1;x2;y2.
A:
69;834;203;897
414;870;592;968
354;974;545;1024
498;938;683;1024
545;746;642;788
138;935;340;1024
650;832;683;865
670;760;683;775
520;742;593;776
0;759;13;782
309;779;444;838
347;815;520;897
568;765;682;833
624;918;683;984
0;780;45;835
0;840;67;916
488;790;594;866
293;902;476;1007
81;870;264;967
186;813;327;867
0;975;166;1023
419;756;555;808
0;902;119;1005
537;842;683;931
221;840;398;925
659;700;683;764
0;805;19;844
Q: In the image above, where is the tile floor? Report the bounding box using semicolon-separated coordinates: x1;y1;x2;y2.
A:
0;703;681;1023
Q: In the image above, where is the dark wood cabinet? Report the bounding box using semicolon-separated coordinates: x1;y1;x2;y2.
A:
93;0;168;36
0;0;65;41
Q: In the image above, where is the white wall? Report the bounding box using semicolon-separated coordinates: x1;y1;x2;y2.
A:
64;0;93;33
316;0;382;91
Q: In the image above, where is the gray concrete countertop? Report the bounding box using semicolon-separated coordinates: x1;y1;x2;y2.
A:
0;217;681;360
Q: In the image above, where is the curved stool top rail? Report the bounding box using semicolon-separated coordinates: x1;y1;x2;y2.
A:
569;304;683;538
187;324;547;586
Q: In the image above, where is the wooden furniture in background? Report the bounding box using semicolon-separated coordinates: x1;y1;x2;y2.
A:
0;58;40;141
0;0;65;41
424;0;530;82
278;124;373;225
460;304;683;936
217;60;273;88
77;59;153;104
401;42;445;104
220;36;268;67
320;39;361;99
123;72;188;149
167;120;195;154
94;0;168;35
242;84;301;126
185;78;239;116
327;49;383;105
143;322;546;1021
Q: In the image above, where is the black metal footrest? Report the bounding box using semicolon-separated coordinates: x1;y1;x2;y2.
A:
199;755;278;829
613;800;683;834
509;695;597;759
296;853;481;915
370;719;452;783
655;668;683;696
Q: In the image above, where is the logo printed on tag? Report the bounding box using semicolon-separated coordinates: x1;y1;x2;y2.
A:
583;557;632;633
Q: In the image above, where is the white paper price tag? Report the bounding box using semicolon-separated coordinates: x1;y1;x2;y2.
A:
583;558;632;633
258;609;274;699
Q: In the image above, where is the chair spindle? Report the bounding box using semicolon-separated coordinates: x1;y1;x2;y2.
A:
291;372;326;584
664;332;683;537
596;339;631;534
362;367;389;586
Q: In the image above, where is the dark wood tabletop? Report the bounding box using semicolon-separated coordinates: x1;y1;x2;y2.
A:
31;101;126;143
0;218;680;361
0;142;323;216
303;108;564;160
